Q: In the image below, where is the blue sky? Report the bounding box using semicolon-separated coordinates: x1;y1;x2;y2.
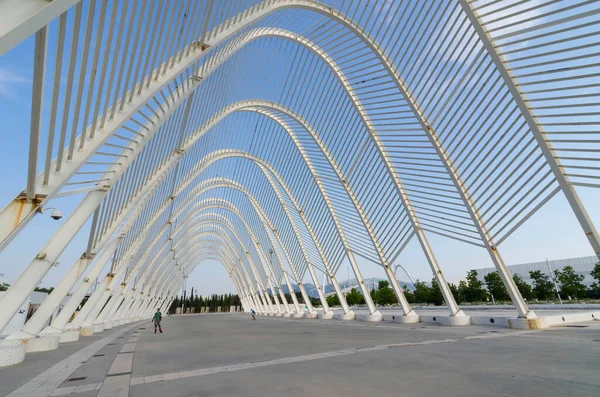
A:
0;0;599;296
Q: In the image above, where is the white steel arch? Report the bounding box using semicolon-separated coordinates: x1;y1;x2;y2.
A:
1;1;598;360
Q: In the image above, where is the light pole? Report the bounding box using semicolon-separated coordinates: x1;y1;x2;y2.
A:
181;274;187;314
546;259;563;304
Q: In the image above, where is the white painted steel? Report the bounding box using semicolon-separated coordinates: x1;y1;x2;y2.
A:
0;0;598;349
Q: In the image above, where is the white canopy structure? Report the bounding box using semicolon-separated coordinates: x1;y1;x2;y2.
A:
0;0;598;362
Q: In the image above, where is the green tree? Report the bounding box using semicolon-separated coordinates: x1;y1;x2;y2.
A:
512;274;533;300
529;270;555;301
590;263;600;297
403;285;416;304
376;280;397;305
346;288;364;305
463;270;488;302
412;280;431;304
555;266;586;300
429;278;444;306
449;283;464;304
458;280;469;302
370;283;379;304
34;286;54;294
326;294;340;306
0;282;10;291
483;272;509;302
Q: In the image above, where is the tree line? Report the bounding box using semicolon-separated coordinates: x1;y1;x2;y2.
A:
168;290;241;314
326;263;600;307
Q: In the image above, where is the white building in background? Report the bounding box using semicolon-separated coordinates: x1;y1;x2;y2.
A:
476;256;599;286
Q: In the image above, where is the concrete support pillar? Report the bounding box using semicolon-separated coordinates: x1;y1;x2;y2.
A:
283;273;301;313
0;191;104;334
68;273;112;335
19;237;121;340
277;286;291;314
266;279;282;314
298;282;315;315
96;283;127;328
305;263;331;316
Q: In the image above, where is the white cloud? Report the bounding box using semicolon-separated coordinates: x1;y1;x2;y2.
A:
0;68;29;98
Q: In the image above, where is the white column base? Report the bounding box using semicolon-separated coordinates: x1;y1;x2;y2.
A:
317;311;334;320
506;318;548;329
282;313;292;317
334;311;355;321
92;323;105;333
356;311;383;322
1;334;60;353
442;315;471;326
79;325;94;336
103;321;113;330
60;328;81;343
392;312;420;324
40;325;81;343
0;346;26;367
303;312;318;319
291;312;304;318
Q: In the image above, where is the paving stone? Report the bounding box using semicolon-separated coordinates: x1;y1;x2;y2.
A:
130;377;145;386
107;353;134;375
161;372;180;381
143;374;163;384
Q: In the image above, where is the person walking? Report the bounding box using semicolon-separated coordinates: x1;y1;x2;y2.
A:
152;309;163;333
251;309;256;320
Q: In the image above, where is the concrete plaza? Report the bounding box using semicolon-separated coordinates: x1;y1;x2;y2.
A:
1;314;599;397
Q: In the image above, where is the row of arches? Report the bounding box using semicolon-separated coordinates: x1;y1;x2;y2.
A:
0;1;598;355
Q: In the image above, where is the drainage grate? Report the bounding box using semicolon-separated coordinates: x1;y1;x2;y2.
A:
562;325;590;328
92;354;105;357
108;343;116;345
68;377;86;382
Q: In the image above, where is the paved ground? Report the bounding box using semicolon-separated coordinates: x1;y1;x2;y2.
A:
2;314;599;397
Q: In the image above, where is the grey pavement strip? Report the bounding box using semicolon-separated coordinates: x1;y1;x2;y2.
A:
7;322;142;397
46;329;537;396
97;375;130;397
95;329;139;397
107;353;134;376
49;341;139;396
126;330;534;387
49;384;101;397
119;343;137;354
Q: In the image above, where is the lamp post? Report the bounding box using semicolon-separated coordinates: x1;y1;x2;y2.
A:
546;259;563;304
181;274;187;314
